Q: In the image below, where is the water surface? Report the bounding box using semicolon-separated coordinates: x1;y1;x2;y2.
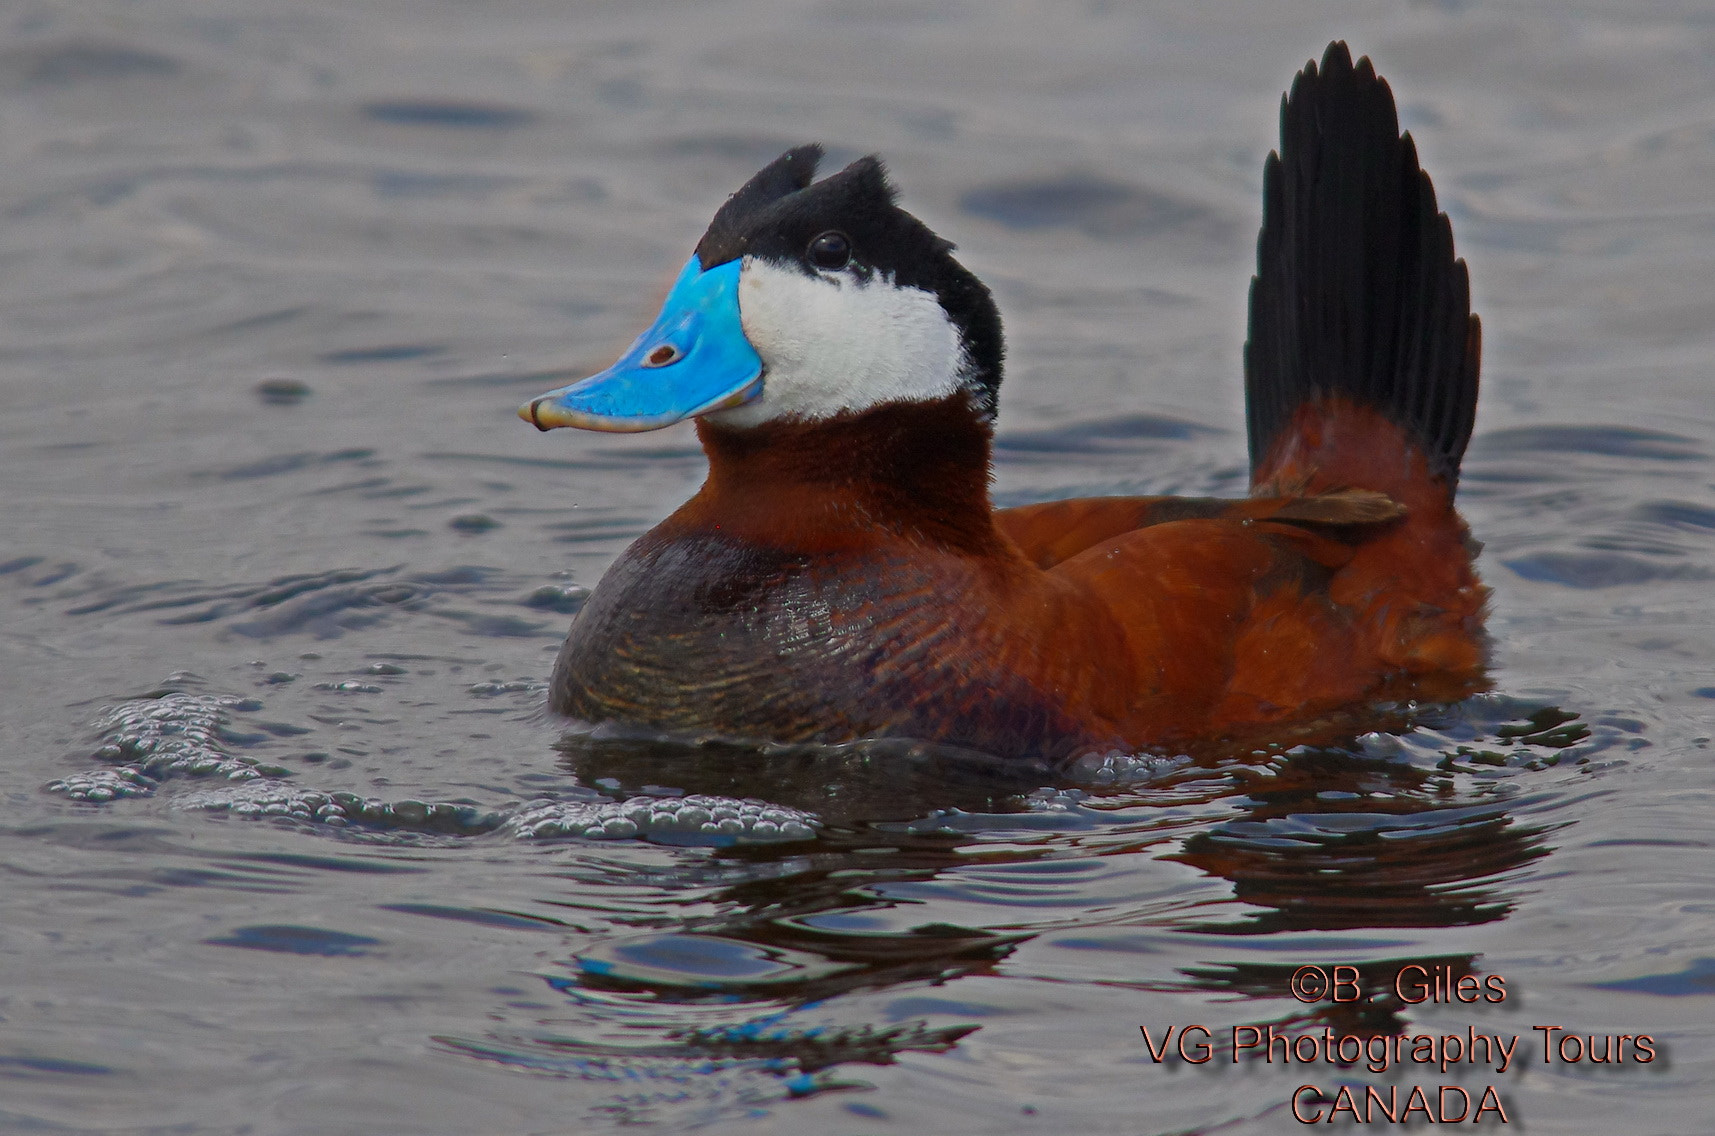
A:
4;1;1714;1132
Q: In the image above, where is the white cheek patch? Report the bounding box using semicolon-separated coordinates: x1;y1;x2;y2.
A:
705;257;967;428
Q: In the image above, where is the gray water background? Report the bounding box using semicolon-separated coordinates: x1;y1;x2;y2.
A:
3;0;1714;1132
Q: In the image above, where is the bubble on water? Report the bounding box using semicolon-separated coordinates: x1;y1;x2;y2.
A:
505;794;820;846
51;689;822;847
1063;749;1193;785
177;780;324;822
88;692;289;781
1022;786;1089;810
45;767;157;802
174;781;504;834
466;679;546;697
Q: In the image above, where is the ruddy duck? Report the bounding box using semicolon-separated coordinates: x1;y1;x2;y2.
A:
521;42;1486;764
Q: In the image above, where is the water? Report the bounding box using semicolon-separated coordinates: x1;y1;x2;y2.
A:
3;1;1713;1132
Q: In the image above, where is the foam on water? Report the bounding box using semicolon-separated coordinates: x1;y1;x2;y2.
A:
46;691;819;846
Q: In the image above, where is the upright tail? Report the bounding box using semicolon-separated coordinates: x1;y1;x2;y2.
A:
1245;42;1480;507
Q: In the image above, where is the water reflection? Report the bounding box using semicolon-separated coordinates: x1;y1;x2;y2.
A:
556;729;1058;826
570;920;1023;1008
1179;954;1491;1045
1172;751;1553;934
35;674;1579;1125
433;710;1568;1122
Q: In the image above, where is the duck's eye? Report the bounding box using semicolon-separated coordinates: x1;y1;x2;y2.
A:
806;231;851;271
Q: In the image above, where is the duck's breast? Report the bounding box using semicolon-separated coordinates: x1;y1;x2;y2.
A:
550;528;1117;761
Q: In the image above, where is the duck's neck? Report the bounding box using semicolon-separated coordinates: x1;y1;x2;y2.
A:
680;394;1006;556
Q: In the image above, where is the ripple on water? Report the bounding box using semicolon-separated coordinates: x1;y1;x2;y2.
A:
27;658;1641;1130
1503;550;1715;588
435;955;976;1122
58;563;559;641
203;924;383;956
961;173;1214;240
422;695;1609;1126
359;100;538;130
0;41;182;87
45;689;820;847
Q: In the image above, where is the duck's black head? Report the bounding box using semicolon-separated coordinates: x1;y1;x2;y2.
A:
522;145;1005;434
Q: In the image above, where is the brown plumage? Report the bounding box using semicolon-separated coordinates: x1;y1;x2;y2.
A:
552;395;1485;763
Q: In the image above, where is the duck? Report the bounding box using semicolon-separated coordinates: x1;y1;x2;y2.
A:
518;42;1487;766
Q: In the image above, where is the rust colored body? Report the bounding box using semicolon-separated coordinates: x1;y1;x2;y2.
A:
551;396;1486;763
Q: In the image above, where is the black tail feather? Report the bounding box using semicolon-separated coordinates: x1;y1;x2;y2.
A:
1244;41;1481;492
